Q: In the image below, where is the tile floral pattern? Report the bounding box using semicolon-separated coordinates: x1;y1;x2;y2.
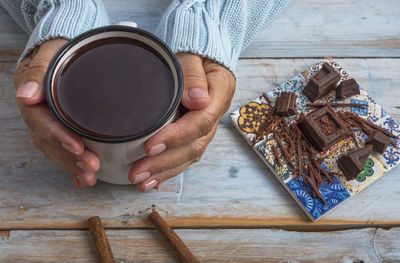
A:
230;59;400;221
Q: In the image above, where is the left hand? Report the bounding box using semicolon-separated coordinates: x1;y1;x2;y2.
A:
128;53;236;191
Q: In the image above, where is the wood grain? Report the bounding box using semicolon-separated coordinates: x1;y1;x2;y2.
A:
0;228;398;262
1;0;399;61
0;58;399;230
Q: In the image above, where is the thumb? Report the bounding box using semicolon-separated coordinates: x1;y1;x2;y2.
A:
15;39;67;105
177;53;210;110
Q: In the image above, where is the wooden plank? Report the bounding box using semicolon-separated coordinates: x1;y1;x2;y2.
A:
1;228;398;262
0;59;400;230
375;227;400;262
1;0;400;61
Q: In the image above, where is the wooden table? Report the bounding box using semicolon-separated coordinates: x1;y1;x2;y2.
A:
1;0;399;262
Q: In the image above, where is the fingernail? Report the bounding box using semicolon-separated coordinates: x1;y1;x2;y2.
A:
148;143;166;157
76;175;86;186
76;161;90;171
143;179;158;192
188;88;208;99
62;143;80;155
16;81;39;98
132;171;151;184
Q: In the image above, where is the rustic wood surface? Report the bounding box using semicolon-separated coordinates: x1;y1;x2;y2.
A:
0;227;399;262
1;0;399;261
1;0;400;61
0;58;399;231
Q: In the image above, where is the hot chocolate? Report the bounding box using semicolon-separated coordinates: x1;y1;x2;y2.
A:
54;37;175;138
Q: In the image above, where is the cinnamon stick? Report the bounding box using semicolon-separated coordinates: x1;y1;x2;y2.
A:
148;210;200;263
88;216;115;263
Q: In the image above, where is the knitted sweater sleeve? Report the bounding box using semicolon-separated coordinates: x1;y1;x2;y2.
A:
0;0;109;61
156;0;291;75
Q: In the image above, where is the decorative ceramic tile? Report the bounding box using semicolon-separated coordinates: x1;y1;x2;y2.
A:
230;59;400;221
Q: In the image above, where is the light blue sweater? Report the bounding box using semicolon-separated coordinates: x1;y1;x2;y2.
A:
0;0;290;74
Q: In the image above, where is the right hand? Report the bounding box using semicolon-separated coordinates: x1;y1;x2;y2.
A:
13;39;100;189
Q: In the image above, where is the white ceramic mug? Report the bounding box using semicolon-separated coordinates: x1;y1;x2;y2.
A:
45;23;183;184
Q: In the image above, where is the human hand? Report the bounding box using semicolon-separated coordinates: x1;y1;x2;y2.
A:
14;39;100;189
129;53;236;191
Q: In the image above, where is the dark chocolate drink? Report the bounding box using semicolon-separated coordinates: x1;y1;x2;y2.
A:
54;37;175;138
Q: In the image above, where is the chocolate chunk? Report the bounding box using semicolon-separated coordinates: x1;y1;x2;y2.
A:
297;106;351;152
336;79;360;100
365;130;392;154
275;92;297;116
302;63;341;102
337;145;373;180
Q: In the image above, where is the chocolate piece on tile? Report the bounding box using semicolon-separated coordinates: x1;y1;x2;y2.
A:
302;63;341;102
365;130;392;154
275;92;297;116
337;145;373;180
297;106;351;152
336;79;360;100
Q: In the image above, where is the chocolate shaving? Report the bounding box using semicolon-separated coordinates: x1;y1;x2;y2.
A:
278;122;294;157
273;131;296;174
295;138;302;180
306;163;328;205
391;140;398;149
344;111;398;139
272;147;282;167
262;92;273;105
307;102;367;108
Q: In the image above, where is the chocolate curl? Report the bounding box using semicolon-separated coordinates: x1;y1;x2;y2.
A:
273;131;296;175
307;102;368;108
391;140;398;149
272;146;282;167
306;163;328;205
279;128;294;158
296;135;303;180
337;111;371;136
312;159;332;185
262;92;273;105
251;134;261;148
361;123;374;135
344;111;398;139
326;170;343;178
336;111;360;148
315;160;335;185
262;115;279;136
251;106;278;147
280;118;296;156
294;122;316;152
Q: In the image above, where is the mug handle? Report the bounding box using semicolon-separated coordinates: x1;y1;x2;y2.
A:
117;21;138;28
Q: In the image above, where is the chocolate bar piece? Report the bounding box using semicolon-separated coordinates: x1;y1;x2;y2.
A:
275;92;297;116
366;130;392;154
302;63;341;102
336;79;360;100
337;145;373;180
297;106;351;152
